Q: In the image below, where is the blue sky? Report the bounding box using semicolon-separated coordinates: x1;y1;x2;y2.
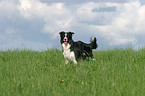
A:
0;0;145;51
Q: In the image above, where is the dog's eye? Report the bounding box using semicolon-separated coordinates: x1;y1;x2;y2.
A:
61;36;65;38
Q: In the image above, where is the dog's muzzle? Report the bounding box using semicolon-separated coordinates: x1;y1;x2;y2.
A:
63;37;68;43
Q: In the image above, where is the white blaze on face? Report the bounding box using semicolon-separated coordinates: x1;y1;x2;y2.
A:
63;33;68;43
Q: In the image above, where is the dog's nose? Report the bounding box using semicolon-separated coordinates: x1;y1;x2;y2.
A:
63;37;68;41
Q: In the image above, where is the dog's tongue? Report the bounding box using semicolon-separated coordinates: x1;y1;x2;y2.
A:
64;42;67;44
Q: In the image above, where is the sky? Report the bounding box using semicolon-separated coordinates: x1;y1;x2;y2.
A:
0;0;145;51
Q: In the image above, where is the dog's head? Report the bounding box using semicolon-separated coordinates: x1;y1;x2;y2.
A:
59;31;74;44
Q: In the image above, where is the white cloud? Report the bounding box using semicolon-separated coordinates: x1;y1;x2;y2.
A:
0;0;145;50
0;0;54;51
89;1;145;49
0;0;19;19
17;0;145;49
18;0;73;38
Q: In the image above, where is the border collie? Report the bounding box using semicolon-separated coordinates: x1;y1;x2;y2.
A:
59;31;98;64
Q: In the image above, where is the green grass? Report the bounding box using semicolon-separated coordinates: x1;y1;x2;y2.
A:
0;48;145;96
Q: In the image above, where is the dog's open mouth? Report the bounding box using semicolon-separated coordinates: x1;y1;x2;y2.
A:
64;42;67;44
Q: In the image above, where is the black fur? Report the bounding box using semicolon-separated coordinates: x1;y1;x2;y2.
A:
59;31;98;60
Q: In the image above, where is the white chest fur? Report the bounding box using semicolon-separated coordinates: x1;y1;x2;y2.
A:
62;43;77;64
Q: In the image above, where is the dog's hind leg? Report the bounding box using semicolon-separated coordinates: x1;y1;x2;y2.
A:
90;53;96;61
92;58;96;60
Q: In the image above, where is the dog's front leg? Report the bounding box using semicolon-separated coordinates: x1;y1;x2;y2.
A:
73;59;77;64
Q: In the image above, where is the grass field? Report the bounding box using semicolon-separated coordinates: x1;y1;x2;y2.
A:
0;48;145;96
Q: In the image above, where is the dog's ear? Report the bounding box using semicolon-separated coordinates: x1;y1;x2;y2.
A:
68;32;74;35
59;31;65;35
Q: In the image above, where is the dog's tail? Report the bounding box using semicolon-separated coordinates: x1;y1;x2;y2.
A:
89;35;98;49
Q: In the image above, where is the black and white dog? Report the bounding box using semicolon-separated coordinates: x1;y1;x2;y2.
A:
59;31;98;64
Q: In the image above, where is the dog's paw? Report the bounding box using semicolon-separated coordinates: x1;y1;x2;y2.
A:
73;60;77;64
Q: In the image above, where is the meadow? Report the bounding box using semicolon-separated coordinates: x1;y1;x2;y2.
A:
0;48;145;96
